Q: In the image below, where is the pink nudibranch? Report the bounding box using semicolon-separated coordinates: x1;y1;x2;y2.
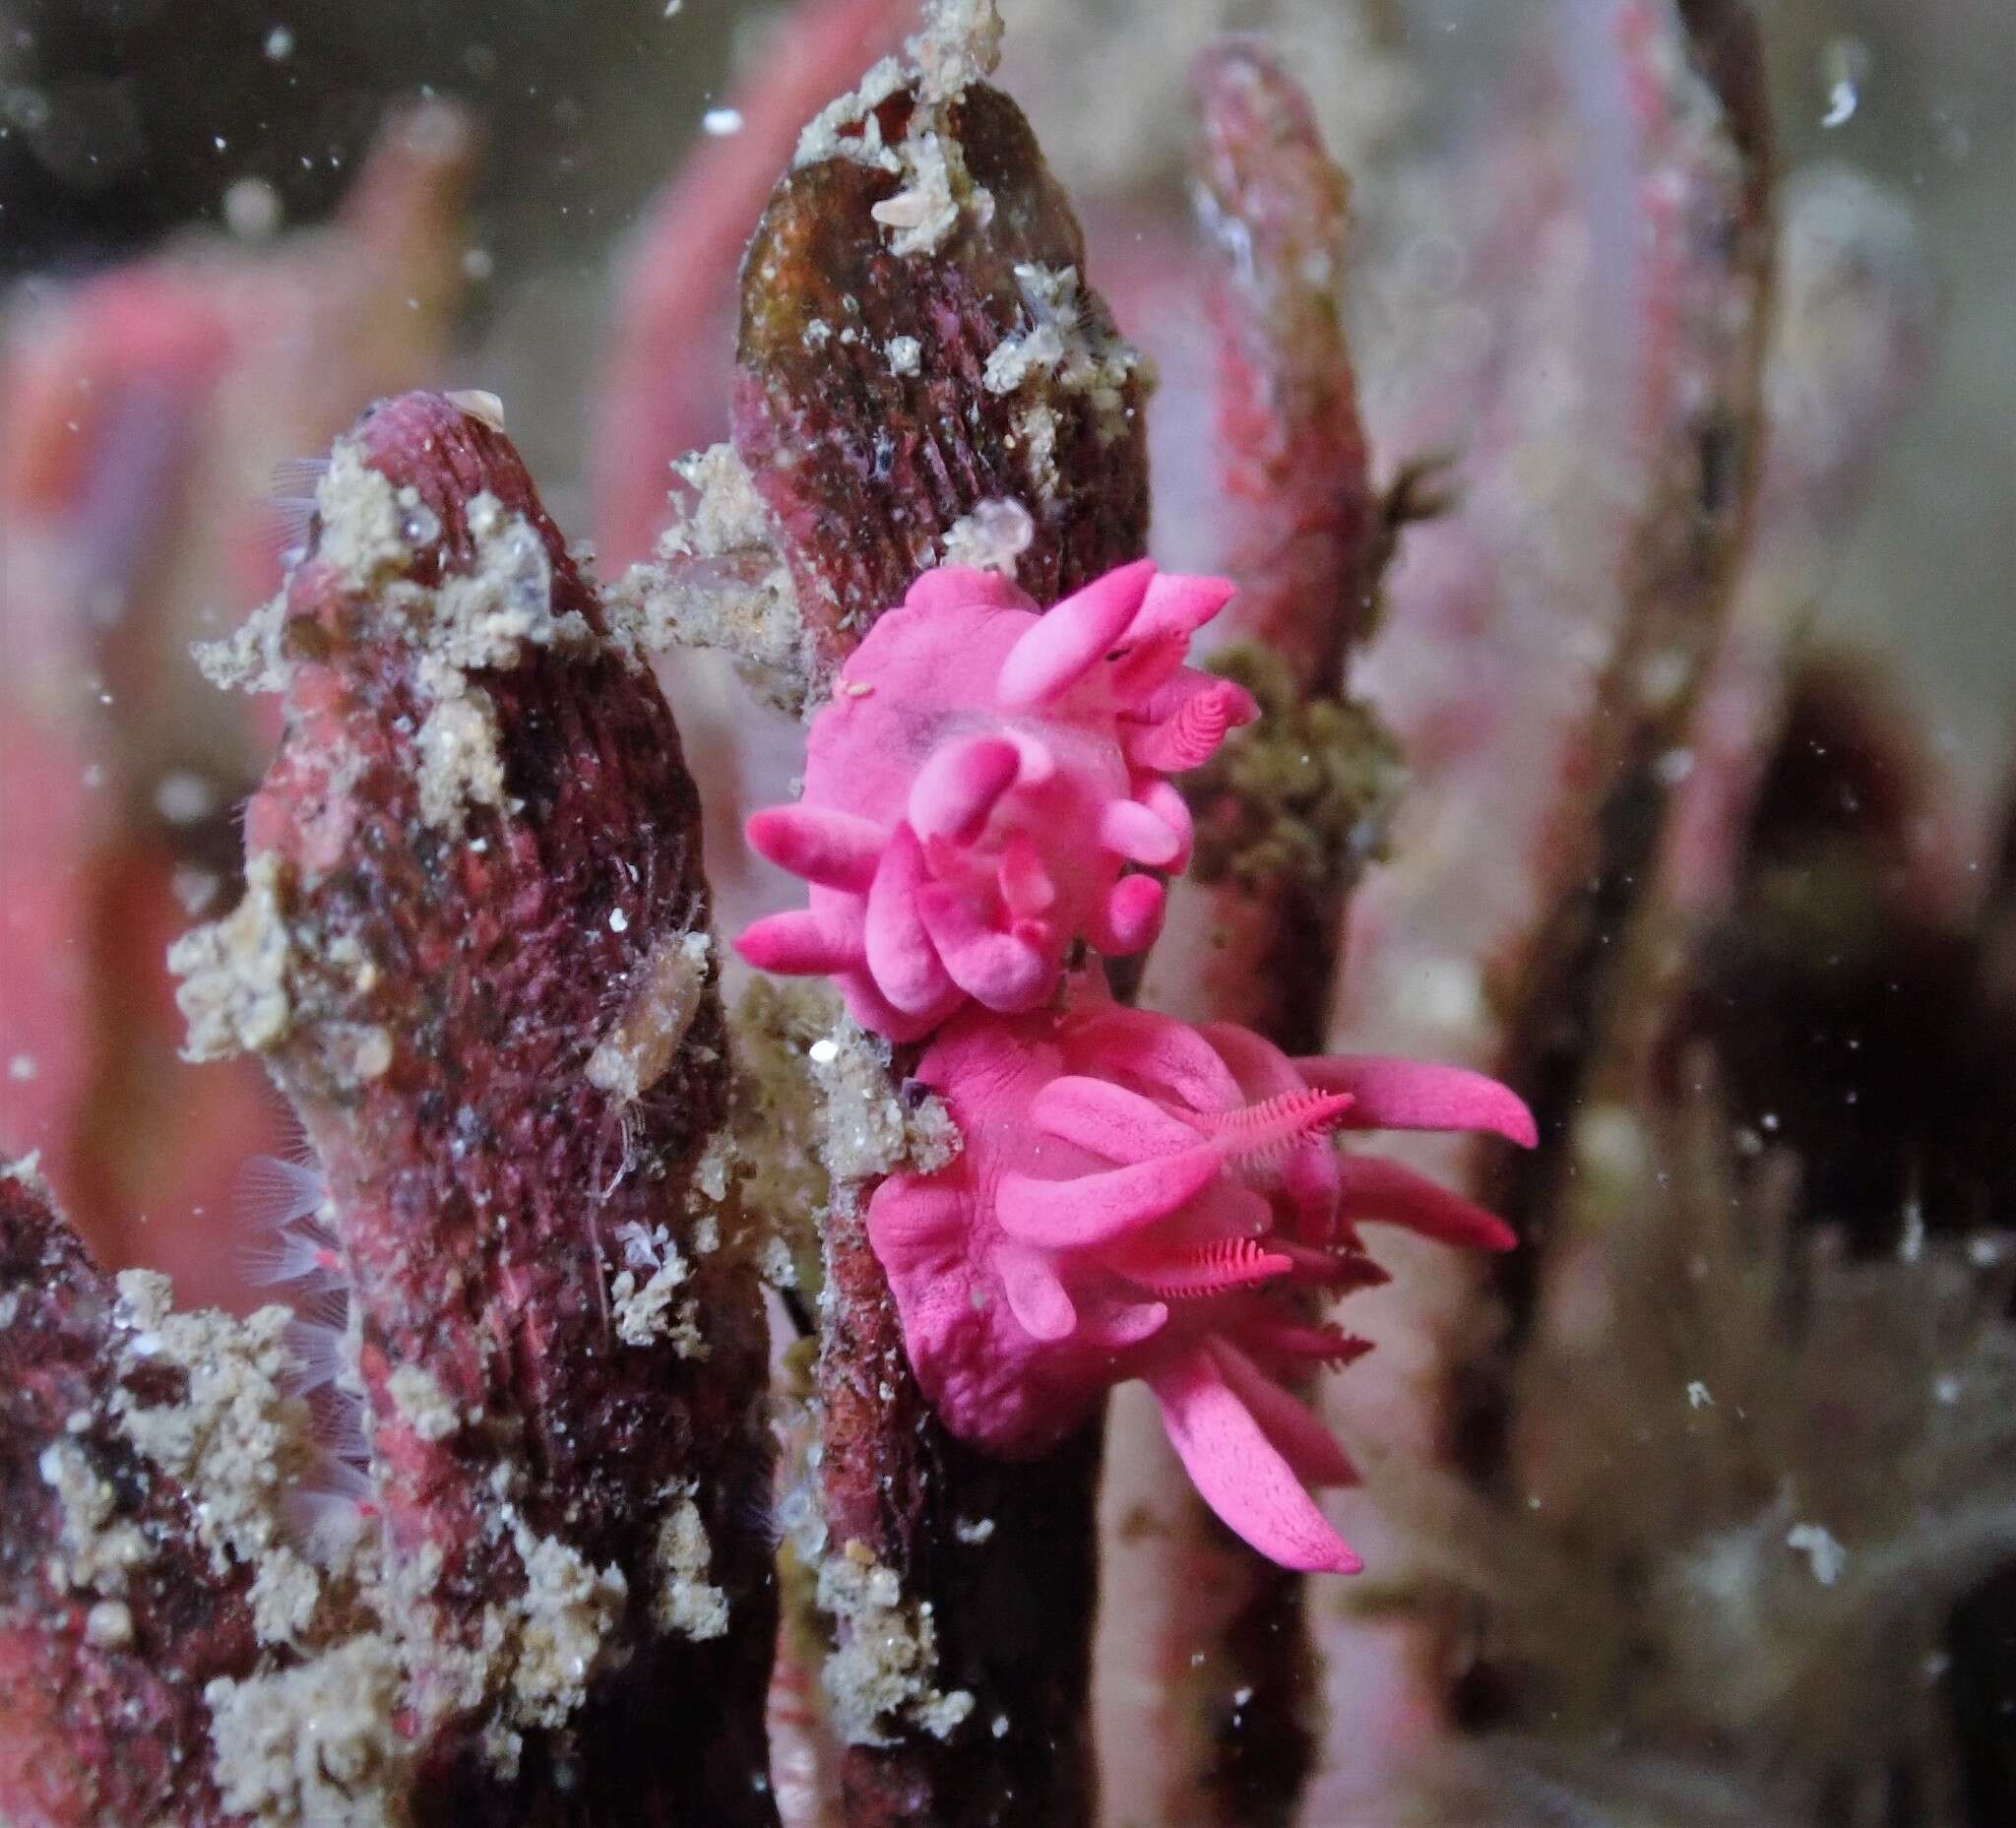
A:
866;972;1535;1574
736;560;1257;1040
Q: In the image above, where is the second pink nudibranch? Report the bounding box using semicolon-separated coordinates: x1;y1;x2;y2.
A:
736;560;1257;1040
866;971;1535;1573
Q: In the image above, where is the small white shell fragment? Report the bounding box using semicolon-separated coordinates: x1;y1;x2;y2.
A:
447;390;508;432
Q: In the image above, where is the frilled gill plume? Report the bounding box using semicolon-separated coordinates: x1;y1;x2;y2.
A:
866;971;1533;1573
737;560;1256;1040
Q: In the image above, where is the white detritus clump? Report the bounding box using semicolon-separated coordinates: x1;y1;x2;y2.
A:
608;1223;701;1354
191;448;381;695
393;1482;629;1761
316;443;411;589
795;54;909;171
691;1130;733;1210
807;1023;908;1183
110;1271;328;1645
169;852;295;1062
952;1517;996;1546
38;1437;152;1597
805;1017;960;1184
203;429;612;835
506;1523;628;1729
982;264;1147;448
1015;403;1060;499
794;0;1000;168
870;128;994;259
795;1;1002;259
937;498;1034;577
904;1079;961;1175
173;869;393;1090
206;1634;411;1828
197;591;291;694
887;334;922;376
2;1150;51;1193
194;441;411;697
386;1364;462;1444
982;308;1064;394
907;0;1004;102
403;489;600;832
68;1229;678;1808
652;1486;729;1641
587;930;713;1103
818;1543;976;1746
413;492;593;674
611;444;811;713
415;689;507;829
